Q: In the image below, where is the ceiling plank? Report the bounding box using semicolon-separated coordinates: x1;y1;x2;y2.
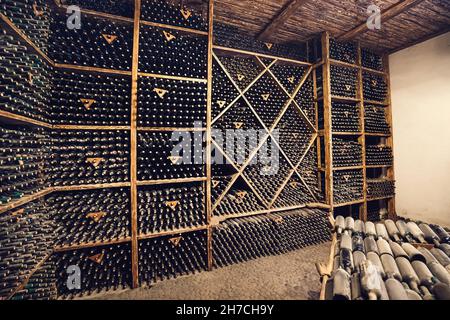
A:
338;0;426;41
389;26;450;54
257;0;310;41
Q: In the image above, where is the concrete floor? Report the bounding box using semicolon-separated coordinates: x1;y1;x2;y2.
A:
89;242;330;300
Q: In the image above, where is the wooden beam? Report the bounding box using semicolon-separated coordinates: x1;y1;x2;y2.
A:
338;0;426;41
257;0;309;41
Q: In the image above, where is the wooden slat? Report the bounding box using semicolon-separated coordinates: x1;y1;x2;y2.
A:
54;238;132;252
0;110;52;129
0;188;52;215
130;0;141;289
257;0;310;41
338;0;427;41
137;177;207;186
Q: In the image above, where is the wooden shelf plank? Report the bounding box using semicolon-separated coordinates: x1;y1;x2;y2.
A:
364;99;389;106
137;72;207;83
0;188;53;215
54;237;132;252
329;59;359;69
366;164;393;169
137;127;206;132
0;110;52;128
140;20;208;36
361;66;386;76
53;125;131;130
333;165;363;171
138;225;208;241
333;199;365;207
365;132;392;137
331;95;360;103
137;177;207;186
53;182;131;191
213;45;311;66
333;131;363;136
366;195;394;202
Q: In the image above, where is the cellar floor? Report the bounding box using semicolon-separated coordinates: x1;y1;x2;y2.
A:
86;242;330;300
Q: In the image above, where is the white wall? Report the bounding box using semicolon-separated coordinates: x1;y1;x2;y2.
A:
389;32;450;227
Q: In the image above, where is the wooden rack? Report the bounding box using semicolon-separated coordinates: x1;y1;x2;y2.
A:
318;32;396;221
1;1;397;298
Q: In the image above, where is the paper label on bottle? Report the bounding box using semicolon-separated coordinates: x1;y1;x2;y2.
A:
33;2;44;17
153;88;168;99
167;156;182;165
86;157;104;168
101;34;118;45
86;212;107;222
88;253;105;264
265;42;273;50
212;180;220;188
180;9;192;20
165;200;180;211
261;93;270;101
237;74;245;81
217;100;226;108
287;76;295;84
169;236;183;247
163;30;176;42
80;98;96;110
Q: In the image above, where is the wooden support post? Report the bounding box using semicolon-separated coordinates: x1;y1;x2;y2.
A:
206;0;214;271
321;32;334;212
357;42;368;221
383;54;397;220
130;0;141;289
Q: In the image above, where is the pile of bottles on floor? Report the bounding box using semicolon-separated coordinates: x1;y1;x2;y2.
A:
325;216;450;300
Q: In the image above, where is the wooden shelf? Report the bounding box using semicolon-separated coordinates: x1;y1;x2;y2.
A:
331;95;360;103
53;125;132;130
53;182;131;191
366;164;393;169
213;45;311;66
137;127;206;132
361;66;386;76
6;252;53;300
138;225;209;241
137;177;207;186
332;131;363;136
333;166;363;171
333;199;365;208
0;110;52;129
364;99;389;106
0;188;53;215
137;72;207;83
54;237;132;252
140;20;208;36
329;59;359;69
366;195;394;202
365;132;391;137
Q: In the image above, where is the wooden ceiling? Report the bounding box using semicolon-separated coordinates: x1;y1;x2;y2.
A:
211;0;450;53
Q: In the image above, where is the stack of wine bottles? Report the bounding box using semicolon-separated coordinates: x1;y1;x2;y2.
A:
218;55;263;91
367;200;388;222
49;130;130;186
332;102;360;132
367;179;395;199
139;230;207;284
365;106;390;134
329;39;357;64
213;208;331;267
298;144;323;202
361;49;384;71
138;182;206;235
328;216;450;300
330;65;358;98
366;144;393;166
214;178;265;216
245;74;287;128
61;0;135;18
213;22;307;61
137;77;207;128
54;243;132;299
0;125;51;204
137;131;205;181
138;25;207;78
295;76;316;123
270;62;307;95
211;60;240;119
141;0;207;31
1;0;51;53
51;70;131;126
272;174;316;208
48;188;131;247
0;31;52;122
243;158;292;203
49;12;133;70
332;137;363;167
211;164;236;204
0;200;55;299
363;72;387;102
10;258;57;300
276;105;311;164
333;170;364;204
